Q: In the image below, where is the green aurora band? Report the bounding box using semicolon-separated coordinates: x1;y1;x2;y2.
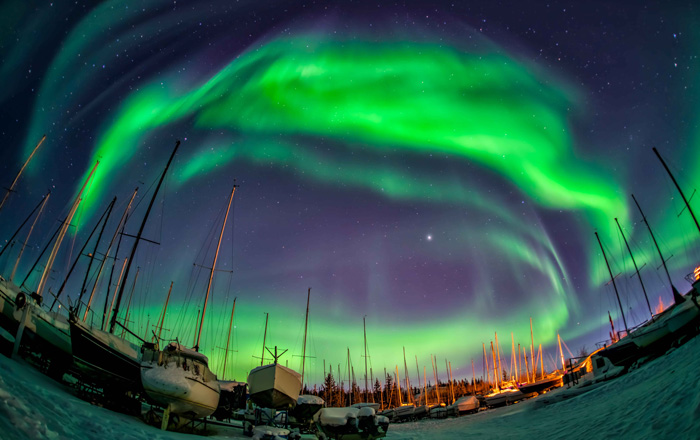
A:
80;37;626;231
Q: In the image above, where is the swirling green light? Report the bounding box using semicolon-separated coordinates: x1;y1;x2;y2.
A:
77;36;626;236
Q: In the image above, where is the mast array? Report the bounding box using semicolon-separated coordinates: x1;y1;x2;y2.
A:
110;141;180;333
631;194;684;304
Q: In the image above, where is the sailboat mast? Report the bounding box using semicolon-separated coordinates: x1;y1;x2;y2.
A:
222;297;237;380
104;257;128;330
491;341;499;391
558;334;565;371
432;355;440;404
0;191;50;259
0;134;46;212
50;197;114;312
363;315;369;400
511;333;515;380
631;194;683;303
414;355;421;403
261;312;268;366
10;192;50;282
614;217;653;318
301;288;311;389
482;343;490;387
84;187;139;318
121;267;140;338
77;197;116;311
157;281;174;343
348;347;352;405
446;360;454;404
530;317;535;382
495;332;502;387
653;147;700;235
37;161;99;298
402;347;410;403
423;366;427;406
595;231;629;334
471;359;476;395
111;140;180;333
523;348;530;383
395;365;402;406
195;183;236;351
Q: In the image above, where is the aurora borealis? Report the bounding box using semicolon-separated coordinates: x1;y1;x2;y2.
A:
1;1;699;385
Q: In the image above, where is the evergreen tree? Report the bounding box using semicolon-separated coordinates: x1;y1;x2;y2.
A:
324;372;336;407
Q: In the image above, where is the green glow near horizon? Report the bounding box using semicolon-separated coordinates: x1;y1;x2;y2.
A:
130;292;574;385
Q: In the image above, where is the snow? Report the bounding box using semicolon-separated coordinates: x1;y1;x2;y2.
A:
3;334;700;439
297;394;324;405
316;407;359;426
388;336;700;439
165;342;210;365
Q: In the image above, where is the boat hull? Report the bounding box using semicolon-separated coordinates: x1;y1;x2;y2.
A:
140;343;220;419
0;279;72;376
69;317;142;389
453;396;479;414
141;367;220;418
484;389;523;407
517;375;563;395
248;363;302;409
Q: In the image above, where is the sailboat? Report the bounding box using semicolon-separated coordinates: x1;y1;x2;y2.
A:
593;147;700;371
2;161;98;378
140;183;238;421
70;141;179;394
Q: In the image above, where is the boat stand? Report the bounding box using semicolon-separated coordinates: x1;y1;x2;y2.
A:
144;405;210;434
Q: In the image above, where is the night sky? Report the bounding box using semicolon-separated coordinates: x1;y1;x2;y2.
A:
1;0;699;387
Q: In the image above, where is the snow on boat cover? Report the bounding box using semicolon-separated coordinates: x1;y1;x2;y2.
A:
141;342;220;418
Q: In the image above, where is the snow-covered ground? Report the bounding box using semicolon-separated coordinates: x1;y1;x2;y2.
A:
2;334;700;440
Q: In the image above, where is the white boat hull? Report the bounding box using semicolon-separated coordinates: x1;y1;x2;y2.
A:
0;279;71;369
142;366;220;418
141;344;220;419
631;298;700;349
248;363;301;409
454;395;479;414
